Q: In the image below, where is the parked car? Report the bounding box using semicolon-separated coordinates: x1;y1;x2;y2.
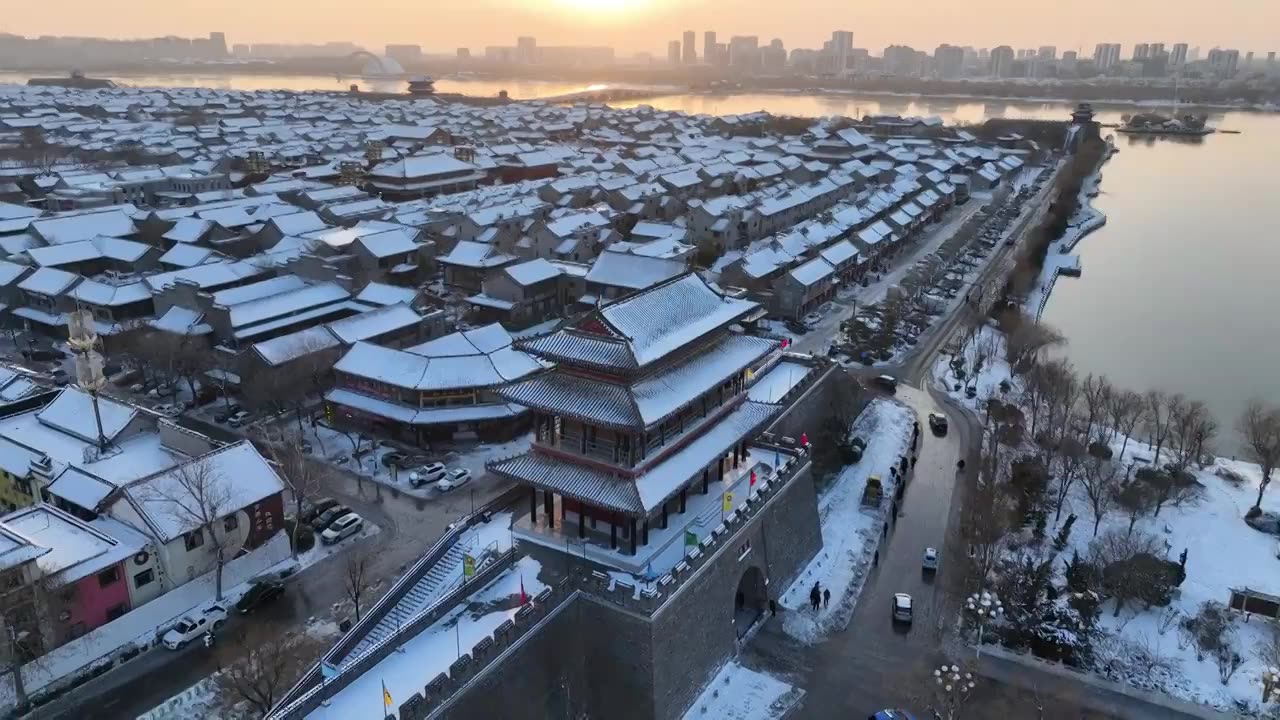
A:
922;547;939;571
311;505;351;532
214;404;243;423
381;451;406;468
321;513;364;544
785;319;811;334
227;411;252;428
111;368;141;386
436;469;472;492
874;375;898;393
235;581;284;615
409;462;448;488
301;497;338;523
162;604;228;649
803;311;822;326
928;412;948;435
892;593;913;624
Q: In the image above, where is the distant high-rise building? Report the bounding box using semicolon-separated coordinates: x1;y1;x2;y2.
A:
386;44;423;66
209;32;227;57
1092;43;1121;69
1133;43;1150;60
1150;43;1165;58
704;31;717;65
457;48;471;60
831;30;853;75
1062;50;1078;63
1246;51;1255;67
1207;48;1240;77
884;45;923;76
683;30;697;64
667;40;682;65
934;44;965;78
1171;43;1189;66
990;45;1015;77
517;37;537;64
1037;46;1056;61
1268;51;1276;66
728;36;759;67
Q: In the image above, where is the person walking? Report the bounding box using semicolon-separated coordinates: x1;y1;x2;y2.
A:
822;588;831;609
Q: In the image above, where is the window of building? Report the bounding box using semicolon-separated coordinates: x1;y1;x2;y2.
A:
106;603;128;621
133;569;154;588
184;529;204;551
737;539;752;561
223;514;239;532
97;567;120;588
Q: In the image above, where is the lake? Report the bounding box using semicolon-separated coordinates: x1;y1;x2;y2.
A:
1;70;1274;452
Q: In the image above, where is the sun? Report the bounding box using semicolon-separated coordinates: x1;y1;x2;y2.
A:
552;0;647;16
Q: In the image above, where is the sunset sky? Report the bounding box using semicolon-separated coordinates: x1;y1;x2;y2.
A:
6;0;1277;56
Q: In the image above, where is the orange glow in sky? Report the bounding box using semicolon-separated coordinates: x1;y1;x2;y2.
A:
5;0;1277;55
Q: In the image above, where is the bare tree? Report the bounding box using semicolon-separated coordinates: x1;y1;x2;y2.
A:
1002;313;1064;375
270;437;329;557
1168;399;1216;473
1052;435;1087;522
214;628;325;718
1108;389;1145;459
1081;457;1120;537
141;458;236;600
1079;374;1112;446
1091;528;1163;616
1115;470;1157;537
1037;359;1079;472
0;573;70;710
1238;399;1280;511
1145;390;1175;464
344;551;373;622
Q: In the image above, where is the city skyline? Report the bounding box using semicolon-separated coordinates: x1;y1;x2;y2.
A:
5;0;1278;57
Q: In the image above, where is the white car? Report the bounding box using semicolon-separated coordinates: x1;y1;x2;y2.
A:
892;593;913;624
436;469;472;492
227;411;252;428
803;312;822;326
923;547;939;571
409;462;448;488
162;604;228;649
321;513;363;544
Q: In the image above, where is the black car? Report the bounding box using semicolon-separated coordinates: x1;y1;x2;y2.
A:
311;505;351;532
214;404;243;423
235;581;284;614
302;497;338;524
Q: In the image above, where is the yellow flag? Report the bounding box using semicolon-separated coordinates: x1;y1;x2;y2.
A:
722;492;734;512
383;680;392;708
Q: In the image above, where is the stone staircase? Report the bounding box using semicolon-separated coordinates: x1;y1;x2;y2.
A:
342;543;467;664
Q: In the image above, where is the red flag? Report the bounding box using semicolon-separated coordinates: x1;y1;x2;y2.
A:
781;337;790;349
519;576;528;605
800;432;809;446
750;470;757;487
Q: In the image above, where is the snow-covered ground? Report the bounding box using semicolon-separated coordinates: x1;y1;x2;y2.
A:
931;322;1014;413
777;399;916;643
309;555;547;720
1026;145;1114;317
747;360;813;403
305;421;530;499
1057;442;1280;714
680;661;803;720
295;519;382;568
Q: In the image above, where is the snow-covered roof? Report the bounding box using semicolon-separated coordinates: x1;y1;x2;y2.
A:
0;504;140;584
503;258;562;287
520;273;756;371
355;282;417;307
36;387;139;444
123;441;285;543
585;252;684;292
324;304;421;345
335;323;541;391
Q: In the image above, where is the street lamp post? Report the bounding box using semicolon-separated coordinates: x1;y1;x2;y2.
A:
965;590;1004;659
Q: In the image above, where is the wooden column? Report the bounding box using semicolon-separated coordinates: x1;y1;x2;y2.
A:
661;504;668;529
530;488;538;524
629;519;638;555
578;509;586;539
544;492;555;529
642;520;649;546
679;488;687;513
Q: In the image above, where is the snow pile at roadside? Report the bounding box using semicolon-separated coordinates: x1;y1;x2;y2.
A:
778;399;916;643
931;322;1014;412
680;661;802;720
1058;442;1280;714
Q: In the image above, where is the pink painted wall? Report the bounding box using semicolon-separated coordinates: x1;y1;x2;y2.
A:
66;560;132;636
